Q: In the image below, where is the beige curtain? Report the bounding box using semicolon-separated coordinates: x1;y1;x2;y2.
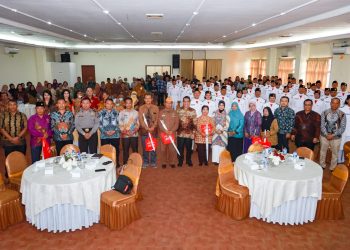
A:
278;59;294;84
250;60;260;78
259;60;266;77
306;58;330;88
180;59;193;80
206;59;222;79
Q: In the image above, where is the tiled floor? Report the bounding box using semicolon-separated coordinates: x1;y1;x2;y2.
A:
0;163;349;249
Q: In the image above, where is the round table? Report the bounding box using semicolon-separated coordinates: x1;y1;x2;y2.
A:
234;153;323;225
20;156;116;232
18;103;36;118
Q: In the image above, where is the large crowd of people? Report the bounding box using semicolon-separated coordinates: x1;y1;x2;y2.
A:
0;72;349;172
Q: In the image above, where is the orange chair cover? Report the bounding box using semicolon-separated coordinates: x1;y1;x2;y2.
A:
0;174;24;230
344;141;350;167
296;147;315;161
100;144;117;164
316;164;348;220
216;150;250;220
248;143;264;153
5;152;28;191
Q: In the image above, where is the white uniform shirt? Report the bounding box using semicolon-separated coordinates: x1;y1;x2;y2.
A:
337;91;349;107
277;92;292;104
232;97;248;115
190;98;203;117
251;96;266;114
263;102;279;114
201;99;217;117
312;98;325;115
168;85;181;109
292;93;307;113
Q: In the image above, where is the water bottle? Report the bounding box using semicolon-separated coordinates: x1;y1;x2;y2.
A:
292;151;298;163
282;147;287;155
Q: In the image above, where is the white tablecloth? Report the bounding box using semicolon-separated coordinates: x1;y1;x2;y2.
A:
21;156;116;232
234;153;323;225
18;103;36;118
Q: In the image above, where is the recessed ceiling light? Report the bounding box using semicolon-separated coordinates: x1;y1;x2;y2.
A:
103;10;109;14
83;34;87;37
252;23;256;27
186;23;190;26
69;29;73;32
280;12;286;16
131;35;134;38
193;12;198;15
117;22;121;25
222;35;227;38
47;21;52;25
11;9;17;12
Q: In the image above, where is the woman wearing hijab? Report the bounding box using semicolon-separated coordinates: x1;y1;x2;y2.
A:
227;102;244;161
260;107;279;148
212;101;230;165
195;105;215;166
36;82;44;98
243;100;262;153
28;85;38;104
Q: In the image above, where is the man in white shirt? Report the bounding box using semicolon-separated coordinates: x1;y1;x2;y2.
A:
232;90;248;115
292;85;307;113
201;91;216;117
176;75;183;87
190;89;203;117
251;88;266;114
312;90;325;115
242;87;252;101
322;88;332;109
278;86;292;104
212;84;221;102
168;79;181;110
203;80;214;94
179;81;193;106
337;82;349;107
246;82;255;97
263;93;279;114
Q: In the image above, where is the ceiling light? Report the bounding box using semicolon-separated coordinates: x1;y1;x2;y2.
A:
102;41;104;42
69;29;73;32
103;10;109;14
10;31;15;34
47;21;52;25
11;9;17;12
117;22;121;25
222;35;227;38
280;12;286;16
186;23;190;26
193;12;198;15
252;23;256;27
146;14;164;19
83;34;87;37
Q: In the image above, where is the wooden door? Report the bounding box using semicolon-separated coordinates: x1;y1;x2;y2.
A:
81;65;95;83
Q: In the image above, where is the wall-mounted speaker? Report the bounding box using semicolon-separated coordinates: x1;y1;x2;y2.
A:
172;54;180;69
61;53;71;62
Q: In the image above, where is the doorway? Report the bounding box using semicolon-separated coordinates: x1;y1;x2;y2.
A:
193;60;206;81
81;65;95;83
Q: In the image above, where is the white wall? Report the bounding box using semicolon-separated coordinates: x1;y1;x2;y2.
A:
56;50;180;83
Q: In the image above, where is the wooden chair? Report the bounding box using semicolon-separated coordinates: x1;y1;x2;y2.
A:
216;150;250;220
100;153;143;230
5;152;28;191
100;144;117;165
0;174;24;230
296;147;315;161
344;141;350;167
248;143;264;153
59;144;80;155
316;164;348;220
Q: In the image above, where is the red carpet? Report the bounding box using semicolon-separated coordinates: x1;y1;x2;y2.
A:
0;164;349;249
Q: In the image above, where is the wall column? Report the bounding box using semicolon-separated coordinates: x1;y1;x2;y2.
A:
266;48;277;76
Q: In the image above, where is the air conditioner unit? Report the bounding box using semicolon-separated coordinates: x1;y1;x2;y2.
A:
332;46;350;55
5;47;19;55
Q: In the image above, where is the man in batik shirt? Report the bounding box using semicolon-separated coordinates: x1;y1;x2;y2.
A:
177;96;197;167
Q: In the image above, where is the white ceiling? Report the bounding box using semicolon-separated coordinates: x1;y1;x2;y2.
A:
0;0;350;49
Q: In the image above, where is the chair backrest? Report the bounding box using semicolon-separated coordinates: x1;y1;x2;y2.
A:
5;151;28;178
122;164;140;194
127;153;143;175
218;150;235;185
248;143;264;153
330;164;349;194
100;144;116;164
60;144;80;155
296;147;314;161
344;141;350;167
